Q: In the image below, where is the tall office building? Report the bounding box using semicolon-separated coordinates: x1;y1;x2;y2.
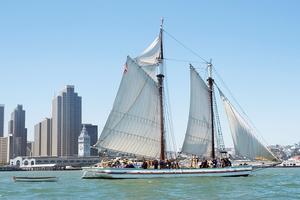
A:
0;105;4;137
0;137;8;164
34;122;41;156
8;105;27;157
34;118;51;156
52;85;82;156
82;124;98;156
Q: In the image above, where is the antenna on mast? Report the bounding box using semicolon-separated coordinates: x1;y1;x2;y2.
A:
208;58;213;78
160;17;164;29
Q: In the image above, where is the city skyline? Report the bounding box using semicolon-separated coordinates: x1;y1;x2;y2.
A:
0;1;300;148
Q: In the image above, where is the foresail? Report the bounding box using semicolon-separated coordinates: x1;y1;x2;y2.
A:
97;56;161;158
182;66;212;158
135;36;161;80
220;91;277;161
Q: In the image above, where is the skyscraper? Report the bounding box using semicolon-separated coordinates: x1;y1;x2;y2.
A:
0;105;4;137
41;118;51;156
0;137;8;164
52;85;82;156
82;124;98;156
34;118;51;156
34;122;41;156
9;105;27;157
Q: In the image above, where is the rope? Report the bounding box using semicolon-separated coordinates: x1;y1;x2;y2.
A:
215;83;278;161
164;57;207;64
252;162;280;172
163;29;209;64
163;61;178;159
213;70;275;154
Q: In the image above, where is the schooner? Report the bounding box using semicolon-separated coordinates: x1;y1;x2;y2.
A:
82;20;278;179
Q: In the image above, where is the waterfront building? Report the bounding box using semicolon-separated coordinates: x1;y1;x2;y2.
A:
9;156;99;168
78;125;91;157
34;118;51;156
8;105;27;157
82;124;98;156
0;137;8;165
0;105;4;137
52;85;82;156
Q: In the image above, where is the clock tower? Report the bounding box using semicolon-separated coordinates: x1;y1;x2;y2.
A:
78;125;90;157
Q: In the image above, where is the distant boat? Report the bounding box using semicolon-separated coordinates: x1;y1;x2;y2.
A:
82;20;279;179
277;156;300;167
65;166;82;170
12;176;58;182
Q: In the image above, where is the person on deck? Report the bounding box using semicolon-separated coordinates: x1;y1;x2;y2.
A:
200;160;208;168
159;160;165;169
141;161;148;169
212;159;218;168
153;160;159;169
166;160;172;169
125;161;135;168
225;158;232;167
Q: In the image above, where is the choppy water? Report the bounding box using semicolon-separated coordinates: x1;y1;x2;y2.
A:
0;168;300;199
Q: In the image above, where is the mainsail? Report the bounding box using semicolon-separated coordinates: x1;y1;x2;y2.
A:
182;66;212;158
220;91;277;161
97;37;162;158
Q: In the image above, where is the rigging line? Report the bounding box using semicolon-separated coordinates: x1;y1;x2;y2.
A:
163;29;209;64
165;69;177;155
223;92;276;159
164;58;207;64
213;89;226;151
164;61;178;157
213;68;245;115
216;84;277;160
213;76;270;151
252;165;278;172
212;68;267;139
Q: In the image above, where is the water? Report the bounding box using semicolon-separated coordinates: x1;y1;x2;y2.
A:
0;168;300;199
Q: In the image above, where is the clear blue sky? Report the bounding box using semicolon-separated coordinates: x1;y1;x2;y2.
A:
0;1;299;148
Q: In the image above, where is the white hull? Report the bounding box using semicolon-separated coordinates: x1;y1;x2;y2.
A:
81;166;252;179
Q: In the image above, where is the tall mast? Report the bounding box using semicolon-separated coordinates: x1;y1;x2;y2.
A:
157;18;165;161
207;60;215;159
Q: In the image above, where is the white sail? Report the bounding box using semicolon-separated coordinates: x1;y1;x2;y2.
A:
182;66;212;158
135;36;161;66
97;56;161;158
220;91;277;161
135;36;161;80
